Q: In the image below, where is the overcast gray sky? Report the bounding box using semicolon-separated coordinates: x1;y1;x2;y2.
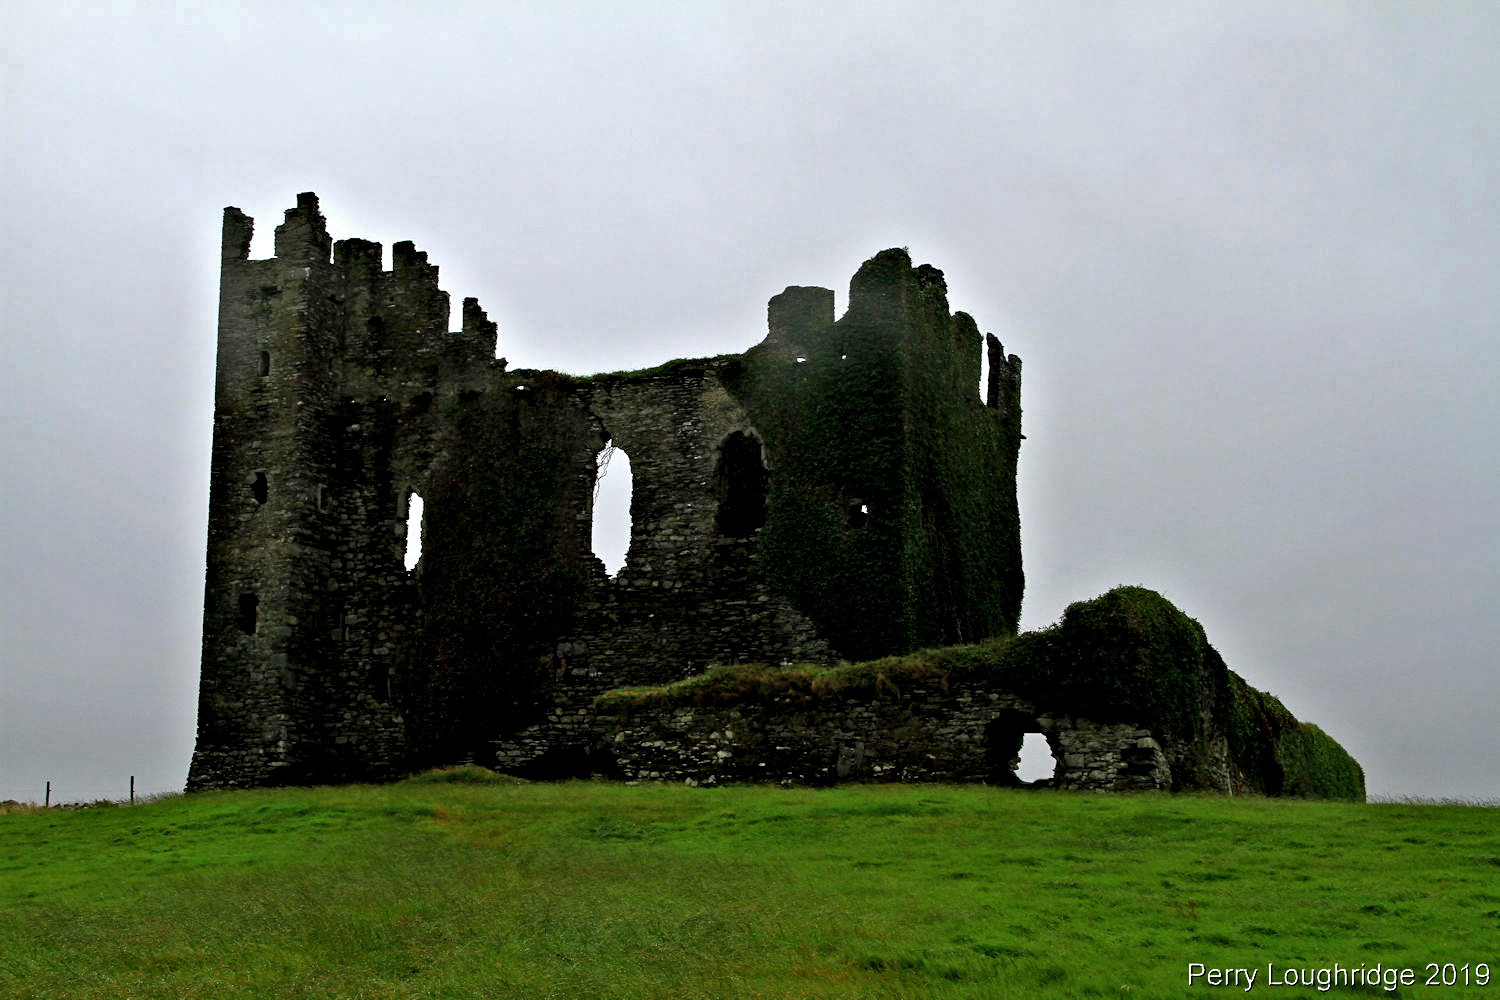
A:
3;2;1495;803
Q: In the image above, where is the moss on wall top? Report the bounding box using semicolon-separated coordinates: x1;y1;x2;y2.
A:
1003;585;1216;745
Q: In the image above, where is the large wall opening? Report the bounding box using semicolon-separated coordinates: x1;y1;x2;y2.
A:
984;711;1056;787
977;338;989;404
1015;732;1058;784
592;440;632;577
715;431;767;538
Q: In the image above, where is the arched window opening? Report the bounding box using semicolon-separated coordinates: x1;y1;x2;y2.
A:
236;593;258;636
715;431;767;538
847;500;869;529
592;440;632;577
251;471;268;505
1016;732;1058;785
403;492;424;572
259;351;271;377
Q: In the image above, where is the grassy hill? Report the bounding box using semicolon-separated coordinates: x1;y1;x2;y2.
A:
2;773;1495;998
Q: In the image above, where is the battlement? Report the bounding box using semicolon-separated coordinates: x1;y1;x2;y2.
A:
766;286;836;353
217;194;495;373
272;191;331;264
333;237;383;274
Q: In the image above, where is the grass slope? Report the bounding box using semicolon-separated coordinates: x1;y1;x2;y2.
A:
3;775;1496;999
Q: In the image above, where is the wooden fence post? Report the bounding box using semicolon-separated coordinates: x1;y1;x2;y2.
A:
130;775;135;805
45;780;50;808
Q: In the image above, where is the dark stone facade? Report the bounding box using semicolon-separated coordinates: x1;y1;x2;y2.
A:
191;195;1363;800
189;194;1024;790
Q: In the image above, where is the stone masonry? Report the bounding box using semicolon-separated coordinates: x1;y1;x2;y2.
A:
195;193;1183;792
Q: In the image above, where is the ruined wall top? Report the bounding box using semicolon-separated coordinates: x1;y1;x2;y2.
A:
217;193;498;373
273;191;332;264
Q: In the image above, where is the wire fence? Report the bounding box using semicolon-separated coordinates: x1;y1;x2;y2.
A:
2;776;165;810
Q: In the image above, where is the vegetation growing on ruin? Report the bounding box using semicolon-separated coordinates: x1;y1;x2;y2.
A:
595;639;1012;713
597;586;1364;801
587;353;741;383
1002;586;1212;745
724;250;1022;660
4;780;1494;999
401;378;591;765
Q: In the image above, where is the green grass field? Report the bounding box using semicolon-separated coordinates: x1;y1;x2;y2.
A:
2;773;1496;998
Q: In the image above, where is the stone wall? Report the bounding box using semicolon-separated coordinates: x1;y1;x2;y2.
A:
590;677;1175;791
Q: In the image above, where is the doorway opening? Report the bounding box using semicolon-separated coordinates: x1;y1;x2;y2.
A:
1015;732;1058;785
984;711;1057;787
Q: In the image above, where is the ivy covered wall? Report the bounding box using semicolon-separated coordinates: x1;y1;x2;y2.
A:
402;377;595;767
595;586;1365;801
727;250;1023;660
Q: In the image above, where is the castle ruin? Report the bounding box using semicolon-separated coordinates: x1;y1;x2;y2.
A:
189;193;1023;790
190;193;1362;800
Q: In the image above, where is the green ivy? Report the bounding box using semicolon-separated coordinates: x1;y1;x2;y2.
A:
725;250;1022;659
400;376;589;765
1003;586;1213;745
595;585;1364;800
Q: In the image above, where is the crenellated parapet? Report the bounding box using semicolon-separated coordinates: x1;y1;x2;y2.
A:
216;193;499;392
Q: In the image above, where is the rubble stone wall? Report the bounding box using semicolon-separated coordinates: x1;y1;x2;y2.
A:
596;678;1175;791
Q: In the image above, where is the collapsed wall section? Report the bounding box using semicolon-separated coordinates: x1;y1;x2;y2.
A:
568;363;832;684
587;586;1363;800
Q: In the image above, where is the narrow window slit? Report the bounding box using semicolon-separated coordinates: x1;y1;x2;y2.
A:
236;593;259;636
715;431;767;538
404;492;424;572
